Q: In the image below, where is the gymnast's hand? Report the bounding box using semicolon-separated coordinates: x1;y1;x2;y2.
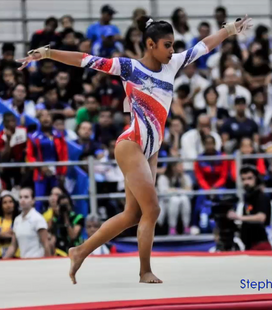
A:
235;15;253;35
16;50;42;71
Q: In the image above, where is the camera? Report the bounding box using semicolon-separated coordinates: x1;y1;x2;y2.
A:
209;194;239;251
59;203;69;215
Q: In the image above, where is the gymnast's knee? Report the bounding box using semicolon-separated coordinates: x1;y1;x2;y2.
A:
141;205;161;222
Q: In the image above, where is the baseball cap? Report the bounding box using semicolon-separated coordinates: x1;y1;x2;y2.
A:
234;96;246;105
101;5;117;15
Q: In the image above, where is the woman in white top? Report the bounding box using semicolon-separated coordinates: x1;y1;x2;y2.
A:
157;162;192;235
3;188;50;259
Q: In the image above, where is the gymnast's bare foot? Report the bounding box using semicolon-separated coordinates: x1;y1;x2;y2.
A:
140;272;163;284
69;247;85;284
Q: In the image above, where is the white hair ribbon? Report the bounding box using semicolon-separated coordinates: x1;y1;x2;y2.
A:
145;18;154;28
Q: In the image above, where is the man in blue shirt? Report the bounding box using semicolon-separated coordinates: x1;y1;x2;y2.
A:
86;5;120;44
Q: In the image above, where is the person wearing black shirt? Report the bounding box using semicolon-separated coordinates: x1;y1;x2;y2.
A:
220;96;259;153
228;165;271;251
51;194;84;255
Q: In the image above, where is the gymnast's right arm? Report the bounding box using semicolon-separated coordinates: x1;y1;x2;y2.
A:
17;47;131;78
3;234;18;259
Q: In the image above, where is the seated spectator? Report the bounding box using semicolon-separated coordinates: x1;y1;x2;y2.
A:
173;40;186;53
221;96;259;153
76;121;103;157
171;8;193;47
2;84;36;119
30;16;60;50
0;113;27;191
181;114;222;174
249;87;272;137
55;70;74;104
194;135;228;190
96;74;124;111
36;84;75;118
190;21;216;74
164;116;185;157
230;137;266;182
26;110;68;212
213;6;227;31
174;62;209;109
244;49;271;91
93;108;119;146
157;162;192;235
92;26;124;58
124;27;144;59
194;86;229;132
0;43;19;72
76;93;100;125
52;114;78;141
29;59;56;101
43;186;64;229
59;28;78;52
60;15;84;45
216;67;251;114
85;214;116;254
86;5;120;44
50;194;84;255
3;188;50;259
0;67;18;100
0;191;19;258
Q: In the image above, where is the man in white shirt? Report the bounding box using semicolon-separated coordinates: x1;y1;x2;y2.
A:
216;67;251;115
181;114;222;172
3;188;50;259
174;62;210;109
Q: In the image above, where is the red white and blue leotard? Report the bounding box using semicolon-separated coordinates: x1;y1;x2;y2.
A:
81;41;208;159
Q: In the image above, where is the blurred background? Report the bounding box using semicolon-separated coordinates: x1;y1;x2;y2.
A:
0;0;272;259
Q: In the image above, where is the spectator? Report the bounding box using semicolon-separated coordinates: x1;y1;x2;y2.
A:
0;191;19;258
76;93;100;125
30;16;60;50
250;87;272;137
76;121;103;157
60;15;84;45
247;25;271;61
157;162;192;235
86;5;120;44
55;70;74;104
216;67;251;114
43;186;64;228
230;137;266;182
26;110;68;212
85;214;116;254
3;188;50;259
50;194;84;255
131;8;147;27
59;28;78;52
227;165;272;251
171;8;193;47
221;96;259;153
164;116;185;157
0;43;19;72
0;113;27;191
174;62;209;109
124;27;144;59
190;22;216;73
2;84;36;119
0;67;18;100
194;135;228;190
194;86;229;132
181;114;222;173
93;108;119;146
214;6;227;30
244;49;271;91
52;114;78;141
92;26;124;58
29;59;56;101
36;84;75;118
173;40;186;53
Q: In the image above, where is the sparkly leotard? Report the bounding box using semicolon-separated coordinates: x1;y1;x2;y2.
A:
81;41;208;159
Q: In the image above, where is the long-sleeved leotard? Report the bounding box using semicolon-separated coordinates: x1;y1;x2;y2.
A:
81;41;209;159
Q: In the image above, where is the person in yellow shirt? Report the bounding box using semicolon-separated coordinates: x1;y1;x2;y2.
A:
43;186;64;228
0;191;19;258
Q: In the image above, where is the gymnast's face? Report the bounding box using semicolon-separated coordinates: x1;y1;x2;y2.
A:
149;34;175;64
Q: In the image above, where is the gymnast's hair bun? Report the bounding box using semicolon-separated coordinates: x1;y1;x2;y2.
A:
137;15;153;33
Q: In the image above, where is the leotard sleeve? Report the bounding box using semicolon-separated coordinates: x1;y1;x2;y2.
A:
170;41;209;74
81;54;133;81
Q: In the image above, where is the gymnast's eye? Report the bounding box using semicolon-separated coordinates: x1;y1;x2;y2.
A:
165;43;171;49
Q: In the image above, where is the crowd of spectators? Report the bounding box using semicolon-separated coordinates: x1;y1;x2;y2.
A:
0;4;272;258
